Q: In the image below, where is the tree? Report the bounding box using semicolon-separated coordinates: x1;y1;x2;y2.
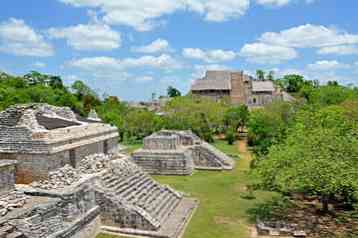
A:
71;80;98;101
256;70;265;81
163;96;228;142
247;102;294;155
224;105;249;132
281;74;306;93
253;106;358;213
167;86;181;98
267;71;275;81
225;127;236;145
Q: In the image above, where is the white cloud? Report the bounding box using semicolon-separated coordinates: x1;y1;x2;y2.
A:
239;42;298;64
259;24;358;48
132;38;171;53
191;64;231;79
186;0;250;22
256;0;290;7
33;62;46;68
183;48;237;63
134;76;154;81
48;23;121;51
317;45;358;55
0;18;54;57
67;54;181;71
59;0;250;31
256;0;316;7
307;60;351;71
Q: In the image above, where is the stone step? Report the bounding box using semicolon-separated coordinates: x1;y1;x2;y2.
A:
114;174;147;198
137;186;161;207
136;183;159;206
152;191;172;217
131;179;155;202
121;176;151;200
157;195;179;221
147;189;169;213
122;177;152;202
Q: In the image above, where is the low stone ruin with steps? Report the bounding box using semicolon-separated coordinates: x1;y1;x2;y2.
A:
132;130;235;175
0;104;198;238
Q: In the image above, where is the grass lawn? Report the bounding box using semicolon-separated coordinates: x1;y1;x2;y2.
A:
98;139;277;238
121;142;143;154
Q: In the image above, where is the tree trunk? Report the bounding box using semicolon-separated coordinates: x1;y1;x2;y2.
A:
322;195;329;213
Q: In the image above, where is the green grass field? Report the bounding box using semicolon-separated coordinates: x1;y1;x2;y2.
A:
98;139;276;238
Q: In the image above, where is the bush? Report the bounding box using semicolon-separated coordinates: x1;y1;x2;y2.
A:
225;127;236;145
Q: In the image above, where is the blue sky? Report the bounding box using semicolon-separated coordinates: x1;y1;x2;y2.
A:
1;0;357;101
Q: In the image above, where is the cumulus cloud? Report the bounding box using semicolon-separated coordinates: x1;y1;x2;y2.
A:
132;38;171;53
33;62;46;68
59;0;250;31
259;24;358;48
186;0;250;22
0;18;54;57
239;43;298;64
67;54;182;71
256;0;317;7
183;48;237;63
48;23;121;51
240;24;358;63
317;45;358;55
307;60;351;71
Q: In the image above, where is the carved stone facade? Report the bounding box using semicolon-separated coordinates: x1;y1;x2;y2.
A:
132;130;235;175
191;70;291;107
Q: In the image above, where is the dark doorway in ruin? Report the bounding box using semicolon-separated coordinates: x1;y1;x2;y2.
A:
104;140;108;154
69;149;76;168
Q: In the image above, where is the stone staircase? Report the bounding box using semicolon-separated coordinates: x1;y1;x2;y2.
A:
195;142;235;170
99;159;182;228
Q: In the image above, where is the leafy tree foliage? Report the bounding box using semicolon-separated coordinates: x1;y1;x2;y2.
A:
163;96;228;142
247;102;295;155
256;70;265;81
253;105;358;212
167;86;182;98
224;104;249;132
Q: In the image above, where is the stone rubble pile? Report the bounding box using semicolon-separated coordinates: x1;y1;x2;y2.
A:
78;153;112;174
0;191;28;216
31;165;80;190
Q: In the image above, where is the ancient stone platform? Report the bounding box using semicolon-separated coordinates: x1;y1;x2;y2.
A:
0;103;119;184
0;104;198;238
132;130;235;175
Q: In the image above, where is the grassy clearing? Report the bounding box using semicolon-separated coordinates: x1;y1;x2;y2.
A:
121;142;143;154
98;139;276;238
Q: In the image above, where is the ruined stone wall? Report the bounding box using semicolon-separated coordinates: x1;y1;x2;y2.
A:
230;72;247;105
132;150;194;175
192;90;230;102
1;138;118;184
143;135;180;150
95;191;157;230
0;161;16;195
17;176;101;238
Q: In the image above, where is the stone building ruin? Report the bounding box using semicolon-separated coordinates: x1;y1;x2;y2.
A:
0;104;119;184
0;104;198;238
132;130;235;175
191;70;293;107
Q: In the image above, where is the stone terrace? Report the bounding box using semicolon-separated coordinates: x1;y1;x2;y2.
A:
132;130;235;175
